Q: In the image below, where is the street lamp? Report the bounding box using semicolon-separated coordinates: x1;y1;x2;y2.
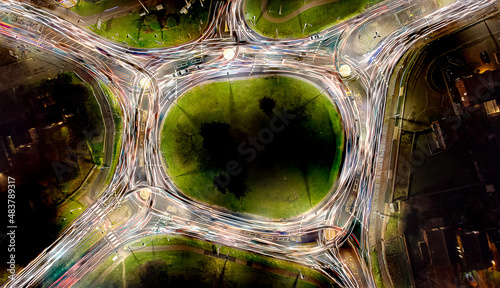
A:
78;19;94;31
375;210;385;218
387;114;400;120
69;207;82;214
137;0;149;14
302;23;311;34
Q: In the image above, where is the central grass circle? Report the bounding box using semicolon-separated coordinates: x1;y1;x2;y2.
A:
161;76;343;218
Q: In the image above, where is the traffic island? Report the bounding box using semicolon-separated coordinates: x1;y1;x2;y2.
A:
160;76;344;219
244;0;384;38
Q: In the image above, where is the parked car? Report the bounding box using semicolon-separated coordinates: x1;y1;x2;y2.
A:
172;69;189;78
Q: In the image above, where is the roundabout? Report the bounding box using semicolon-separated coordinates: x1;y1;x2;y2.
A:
160;76;344;218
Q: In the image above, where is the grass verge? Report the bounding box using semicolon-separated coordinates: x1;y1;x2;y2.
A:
89;2;208;48
371;250;385;288
245;0;384;38
98;82;123;187
128;234;331;285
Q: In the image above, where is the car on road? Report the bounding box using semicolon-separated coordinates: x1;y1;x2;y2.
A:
172;69;189;78
481;51;491;64
309;34;319;40
465;273;478;287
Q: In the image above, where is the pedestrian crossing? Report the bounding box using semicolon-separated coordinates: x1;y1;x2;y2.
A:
106;230;120;249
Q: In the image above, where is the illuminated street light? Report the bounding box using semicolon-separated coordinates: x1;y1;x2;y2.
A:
339;64;352;78
302;23;312;34
139;77;151;89
223;48;235;60
69;207;82;214
137;0;149;14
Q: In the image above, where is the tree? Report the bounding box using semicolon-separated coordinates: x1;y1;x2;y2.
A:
150;20;162;31
166;17;177;28
259;96;276;116
198;10;209;23
172;123;202;164
133;19;143;29
143;14;158;26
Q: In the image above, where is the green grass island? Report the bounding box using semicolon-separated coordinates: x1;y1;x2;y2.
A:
78;235;332;287
77;0;210;48
161;76;344;219
244;0;384;39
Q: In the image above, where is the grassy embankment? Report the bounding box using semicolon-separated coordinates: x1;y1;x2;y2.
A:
370;250;385;288
78;234;332;287
98;82;123;187
245;0;384;38
383;213;411;287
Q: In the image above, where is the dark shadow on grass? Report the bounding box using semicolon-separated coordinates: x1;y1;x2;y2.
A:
129;249;139;263
297;13;303;36
292;272;299;288
172;167;202;178
150;238;155;256
137;26;143;43
175;103;199;128
217;259;228;287
299;165;312;207
105;18;113;32
401;118;430;127
255;0;265;24
300;92;324;110
228;80;236;124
